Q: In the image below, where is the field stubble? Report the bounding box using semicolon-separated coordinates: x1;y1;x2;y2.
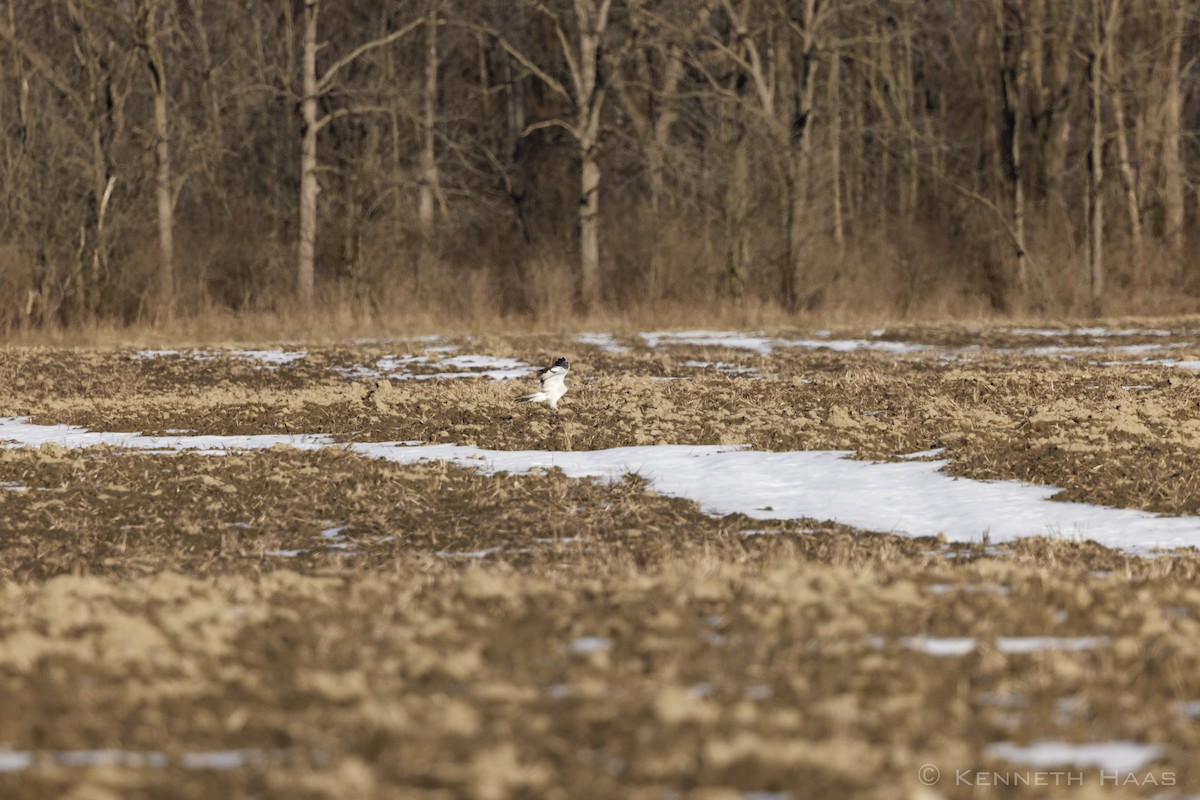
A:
1;327;1199;798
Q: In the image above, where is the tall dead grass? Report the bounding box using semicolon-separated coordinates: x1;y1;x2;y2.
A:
4;212;1198;347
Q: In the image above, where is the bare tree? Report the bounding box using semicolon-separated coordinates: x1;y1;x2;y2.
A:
296;0;423;307
702;0;829;310
0;0;1197;328
613;1;702;299
1107;0;1142;262
417;0;442;275
991;0;1029;297
0;2;130;318
130;0;176;321
1088;0;1120;309
488;0;620;309
1157;0;1187;259
1026;0;1077;207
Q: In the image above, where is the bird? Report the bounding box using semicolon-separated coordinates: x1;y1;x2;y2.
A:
516;357;572;417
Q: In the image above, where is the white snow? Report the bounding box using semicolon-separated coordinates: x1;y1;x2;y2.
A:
134;348;220;361
5;417;1200;555
924;583;1010;595
1173;700;1200;718
1142;358;1200;372
334;353;529;381
352;443;1200;554
577;332;630;353
266;548;307;558
899;636;977;656
0;418;331;454
0;748;285;772
1006;327;1176;338
637;328;1200;366
55;749;169;768
682;359;760;376
565;636;613;655
899;448;946;460
641;330;778;355
228;349;307;366
436;546;505;560
986;740;1165;773
897;635;1109;656
133;348;306;366
0;751;33;772
996;636;1110;653
640;330;929;356
180;748;286;770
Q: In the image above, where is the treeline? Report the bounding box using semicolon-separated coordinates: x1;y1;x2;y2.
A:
0;0;1196;328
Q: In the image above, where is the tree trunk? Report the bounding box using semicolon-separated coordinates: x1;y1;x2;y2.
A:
785;152;805;310
417;4;438;263
725;134;750;299
1088;0;1107;311
996;0;1028;295
828;44;844;252
136;0;176;321
572;0;611;310
1027;0;1076;204
298;0;319;307
579;144;601;308
784;0;820;311
1111;78;1142;261
646;43;684;302
1160;3;1184;259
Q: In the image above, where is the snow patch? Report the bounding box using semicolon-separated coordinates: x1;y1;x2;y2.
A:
577;332;630;353
334;353;529;381
565;636;613;655
5;418;1200;555
898;636;1109;656
355;442;1200;555
0;748;287;772
986;740;1165;773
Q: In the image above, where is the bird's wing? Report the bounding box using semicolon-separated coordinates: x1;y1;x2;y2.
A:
538;363;568;388
540;370;567;394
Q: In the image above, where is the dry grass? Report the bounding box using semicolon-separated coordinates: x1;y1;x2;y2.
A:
1;329;1200;798
16;295;1200;350
6;329;1200;512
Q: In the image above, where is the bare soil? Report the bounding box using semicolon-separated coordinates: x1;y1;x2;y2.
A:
1;328;1199;798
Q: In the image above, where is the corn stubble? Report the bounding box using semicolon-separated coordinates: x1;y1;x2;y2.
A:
0;332;1198;799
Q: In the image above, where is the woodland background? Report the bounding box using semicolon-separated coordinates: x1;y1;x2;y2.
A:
0;0;1197;330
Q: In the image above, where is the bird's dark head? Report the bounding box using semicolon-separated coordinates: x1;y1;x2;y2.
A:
554;357;570;370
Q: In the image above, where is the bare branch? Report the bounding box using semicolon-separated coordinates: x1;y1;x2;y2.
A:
521;118;580;139
317;17;424;93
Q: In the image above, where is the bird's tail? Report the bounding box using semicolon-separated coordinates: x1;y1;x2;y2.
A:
516;391;547;403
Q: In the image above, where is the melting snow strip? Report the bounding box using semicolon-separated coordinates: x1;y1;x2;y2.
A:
924;583;1010;595
897;636;1109;656
564;636;613;655
133;349;306;366
985;741;1165;773
639;328;1199;361
0;748;289;773
5;418;1200;555
436;546;505;560
334;353;530;381
576;332;630;353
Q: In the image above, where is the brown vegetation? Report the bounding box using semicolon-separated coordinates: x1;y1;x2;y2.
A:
2;336;1200;797
0;1;1197;333
5;327;1200;512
